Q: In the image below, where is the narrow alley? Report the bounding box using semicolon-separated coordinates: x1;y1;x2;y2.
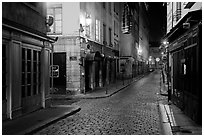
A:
2;2;202;135
35;71;166;135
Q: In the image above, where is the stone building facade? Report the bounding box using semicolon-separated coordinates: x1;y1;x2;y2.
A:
164;2;202;124
120;2;150;78
47;2;120;94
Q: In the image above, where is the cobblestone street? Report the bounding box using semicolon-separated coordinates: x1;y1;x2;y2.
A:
35;71;167;135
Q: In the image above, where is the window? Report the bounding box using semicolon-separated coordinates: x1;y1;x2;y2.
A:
95;19;100;42
122;3;131;34
176;2;181;21
114;20;119;37
114;2;119;15
103;24;106;44
109;27;112;46
47;5;62;34
109;3;112;15
85;13;91;38
86;24;91;38
21;48;41;98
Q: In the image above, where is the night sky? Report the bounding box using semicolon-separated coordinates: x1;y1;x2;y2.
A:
147;2;166;43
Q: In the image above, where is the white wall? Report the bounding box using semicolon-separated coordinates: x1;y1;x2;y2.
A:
62;2;80;36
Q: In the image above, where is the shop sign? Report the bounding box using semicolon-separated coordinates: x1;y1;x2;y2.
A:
70;56;77;61
50;65;59;78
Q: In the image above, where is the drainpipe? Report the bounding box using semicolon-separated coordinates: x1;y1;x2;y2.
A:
51;43;54;94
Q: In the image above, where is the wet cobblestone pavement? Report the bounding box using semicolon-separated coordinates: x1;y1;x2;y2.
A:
35;71;167;135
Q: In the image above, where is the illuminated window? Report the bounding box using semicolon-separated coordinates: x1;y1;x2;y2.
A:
47;5;62;34
95;19;100;42
85;13;91;38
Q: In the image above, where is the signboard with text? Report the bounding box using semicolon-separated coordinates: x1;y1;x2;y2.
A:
50;65;59;78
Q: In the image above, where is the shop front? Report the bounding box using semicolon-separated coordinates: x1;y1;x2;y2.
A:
2;25;54;120
164;10;202;124
85;51;103;91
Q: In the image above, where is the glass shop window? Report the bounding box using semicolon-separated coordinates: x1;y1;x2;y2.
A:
21;48;41;98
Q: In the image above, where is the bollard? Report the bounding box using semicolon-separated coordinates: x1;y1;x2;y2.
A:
160;70;162;94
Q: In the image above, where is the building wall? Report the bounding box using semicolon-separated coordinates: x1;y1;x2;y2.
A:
165;3;202;124
47;2;119;93
3;2;47;34
119;3;139;77
63;3;80;36
166;2;202;33
2;2;52;120
80;2;119;87
139;3;149;61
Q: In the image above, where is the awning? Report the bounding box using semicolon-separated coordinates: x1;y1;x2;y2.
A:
85;51;102;61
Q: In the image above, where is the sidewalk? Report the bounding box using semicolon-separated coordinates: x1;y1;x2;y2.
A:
3;71;200;135
160;102;202;135
2;74;146;135
158;70;202;135
2;105;81;135
51;74;146;100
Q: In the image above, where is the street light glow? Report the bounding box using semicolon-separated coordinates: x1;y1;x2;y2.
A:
156;58;160;62
163;41;169;45
138;49;142;55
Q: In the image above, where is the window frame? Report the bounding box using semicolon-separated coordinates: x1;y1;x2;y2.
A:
109;27;112;46
21;47;41;98
47;5;62;34
95;19;100;42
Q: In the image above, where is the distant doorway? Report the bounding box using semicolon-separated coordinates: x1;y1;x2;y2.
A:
85;61;92;91
53;52;66;94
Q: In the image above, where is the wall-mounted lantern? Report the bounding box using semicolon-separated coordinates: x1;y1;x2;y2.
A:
86;15;92;26
138;48;142;55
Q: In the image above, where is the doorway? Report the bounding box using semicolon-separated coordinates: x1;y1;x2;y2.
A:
85;61;91;91
53;52;66;94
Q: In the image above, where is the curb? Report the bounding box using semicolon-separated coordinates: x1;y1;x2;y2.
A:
78;75;145;99
21;106;81;135
159;103;173;135
51;75;146;100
